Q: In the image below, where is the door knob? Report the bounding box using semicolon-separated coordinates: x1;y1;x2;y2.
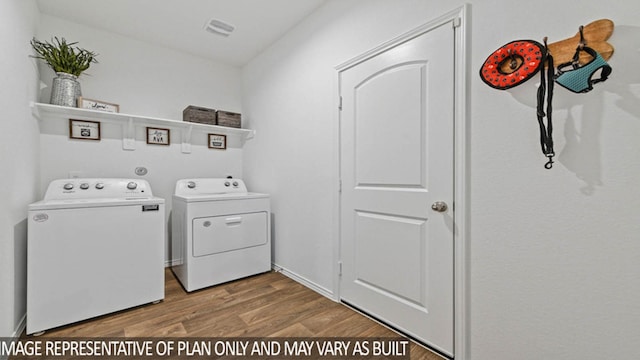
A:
431;201;448;212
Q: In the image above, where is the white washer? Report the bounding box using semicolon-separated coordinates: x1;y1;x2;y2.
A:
171;178;271;292
27;178;165;335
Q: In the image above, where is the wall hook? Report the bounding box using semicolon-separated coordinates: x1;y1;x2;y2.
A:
547;19;614;66
578;25;586;49
507;48;518;70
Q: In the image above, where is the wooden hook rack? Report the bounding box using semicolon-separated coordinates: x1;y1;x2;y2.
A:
547;19;614;65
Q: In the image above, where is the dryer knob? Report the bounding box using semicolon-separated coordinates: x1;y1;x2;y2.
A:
187;181;196;189
232;181;239;187
80;183;90;190
95;183;105;190
63;183;74;190
224;181;231;187
127;182;138;190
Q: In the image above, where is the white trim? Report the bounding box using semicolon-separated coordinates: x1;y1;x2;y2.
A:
335;7;464;72
334;5;470;360
272;263;334;300
332;60;343;302
164;259;181;267
164;261;336;300
164;260;337;302
453;5;471;360
12;313;26;339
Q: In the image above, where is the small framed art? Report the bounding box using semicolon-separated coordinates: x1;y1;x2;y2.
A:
77;97;120;113
146;127;170;145
69;119;101;140
208;134;227;150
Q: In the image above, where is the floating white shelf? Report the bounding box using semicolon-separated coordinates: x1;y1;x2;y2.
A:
31;102;255;153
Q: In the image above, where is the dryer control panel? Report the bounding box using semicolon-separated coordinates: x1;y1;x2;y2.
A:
44;178;154;200
174;178;248;196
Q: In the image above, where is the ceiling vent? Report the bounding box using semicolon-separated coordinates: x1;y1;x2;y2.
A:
204;19;235;37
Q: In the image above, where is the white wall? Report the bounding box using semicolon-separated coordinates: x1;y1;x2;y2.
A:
242;0;640;359
36;15;245;264
37;14;242;120
470;2;640;359
0;0;40;338
242;0;460;295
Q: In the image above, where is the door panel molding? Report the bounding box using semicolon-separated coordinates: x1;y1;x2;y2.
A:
354;62;427;188
353;210;428;307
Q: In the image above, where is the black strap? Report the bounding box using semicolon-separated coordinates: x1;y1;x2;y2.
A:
536;40;555;169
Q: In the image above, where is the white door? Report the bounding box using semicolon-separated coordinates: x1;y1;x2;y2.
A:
339;22;454;357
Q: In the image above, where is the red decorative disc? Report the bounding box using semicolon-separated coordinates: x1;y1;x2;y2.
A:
480;40;545;90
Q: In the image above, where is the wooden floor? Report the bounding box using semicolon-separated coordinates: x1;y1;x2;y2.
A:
24;269;443;359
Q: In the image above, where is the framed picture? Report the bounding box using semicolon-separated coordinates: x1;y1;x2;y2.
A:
69;119;101;140
77;97;120;113
146;127;170;145
208;134;227;150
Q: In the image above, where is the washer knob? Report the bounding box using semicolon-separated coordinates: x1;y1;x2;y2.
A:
187;181;196;189
127;182;138;190
80;183;90;190
95;183;105;190
63;183;74;190
224;181;231;187
232;181;239;187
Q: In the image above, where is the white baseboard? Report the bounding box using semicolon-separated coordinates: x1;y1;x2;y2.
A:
12;313;26;339
164;259;182;267
271;263;335;300
164;260;335;301
0;304;25;360
163;260;335;300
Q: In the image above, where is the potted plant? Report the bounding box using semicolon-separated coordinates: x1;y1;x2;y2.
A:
30;37;98;107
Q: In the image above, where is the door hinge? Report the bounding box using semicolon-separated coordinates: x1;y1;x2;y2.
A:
338;179;342;193
453;17;461;28
338;261;343;276
338;96;343;111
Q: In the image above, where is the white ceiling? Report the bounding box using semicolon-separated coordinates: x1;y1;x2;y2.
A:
36;0;327;67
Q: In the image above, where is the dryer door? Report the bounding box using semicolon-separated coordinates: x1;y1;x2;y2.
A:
192;211;268;257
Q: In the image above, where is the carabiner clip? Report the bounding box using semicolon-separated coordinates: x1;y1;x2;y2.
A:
544;154;555;169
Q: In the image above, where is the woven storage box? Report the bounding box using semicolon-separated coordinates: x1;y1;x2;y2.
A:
216;110;241;128
183;105;217;125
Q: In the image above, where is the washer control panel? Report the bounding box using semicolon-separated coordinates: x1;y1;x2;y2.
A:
224;180;240;188
44;178;154;200
174;178;248;196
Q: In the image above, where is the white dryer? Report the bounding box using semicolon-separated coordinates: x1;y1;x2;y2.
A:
27;178;165;335
171;178;271;292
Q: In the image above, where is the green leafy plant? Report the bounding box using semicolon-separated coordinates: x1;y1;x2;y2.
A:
30;37;98;77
